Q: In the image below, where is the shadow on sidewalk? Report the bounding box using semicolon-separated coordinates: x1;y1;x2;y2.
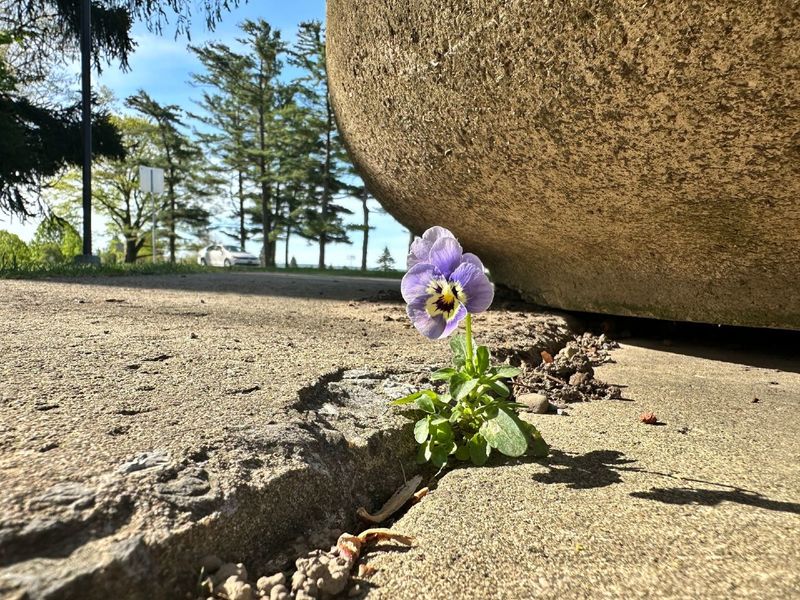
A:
630;487;800;515
531;449;640;489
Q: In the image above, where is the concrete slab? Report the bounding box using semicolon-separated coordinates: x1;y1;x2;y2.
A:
360;339;800;599
0;272;572;599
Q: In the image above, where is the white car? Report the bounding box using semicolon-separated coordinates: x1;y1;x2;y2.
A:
198;244;259;267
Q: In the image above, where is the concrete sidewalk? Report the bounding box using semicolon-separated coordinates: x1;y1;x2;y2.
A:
1;272;797;599
361;341;800;599
0;272;571;599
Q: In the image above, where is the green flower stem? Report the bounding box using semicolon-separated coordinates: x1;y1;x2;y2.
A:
465;312;474;373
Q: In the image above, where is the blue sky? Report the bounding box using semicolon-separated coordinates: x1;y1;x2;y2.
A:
0;0;412;269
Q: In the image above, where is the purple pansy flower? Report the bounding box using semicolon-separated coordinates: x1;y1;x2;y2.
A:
402;227;494;339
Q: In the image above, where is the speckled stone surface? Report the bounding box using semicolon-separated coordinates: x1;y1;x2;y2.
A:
327;0;800;329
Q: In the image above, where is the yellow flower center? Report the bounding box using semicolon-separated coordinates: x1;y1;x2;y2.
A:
425;279;467;321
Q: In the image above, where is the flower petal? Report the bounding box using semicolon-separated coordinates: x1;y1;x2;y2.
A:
407;297;447;339
401;263;440;305
422;226;455;243
439;303;467;338
407;237;432;269
450;262;494;314
407;226;456;268
461;252;485;272
407;296;466;340
428;237;463;278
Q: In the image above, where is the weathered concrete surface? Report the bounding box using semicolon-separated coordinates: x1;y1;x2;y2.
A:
327;0;800;329
359;340;800;599
0;272;571;599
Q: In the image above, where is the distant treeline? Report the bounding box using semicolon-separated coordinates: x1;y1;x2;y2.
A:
1;4;380;269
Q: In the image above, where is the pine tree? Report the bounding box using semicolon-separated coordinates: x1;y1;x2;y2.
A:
189;42;256;251
126;90;210;262
0;0;240;217
289;21;352;268
377;246;395;272
237;19;285;267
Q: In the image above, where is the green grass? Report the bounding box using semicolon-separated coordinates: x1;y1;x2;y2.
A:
0;261;206;279
0;261;404;280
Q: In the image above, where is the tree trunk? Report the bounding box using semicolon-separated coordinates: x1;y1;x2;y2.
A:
237;169;246;250
284;229;290;268
169;186;176;263
269;181;280;266
361;189;369;271
125;237;138;263
260;188;270;267
257;102;272;267
318;95;333;270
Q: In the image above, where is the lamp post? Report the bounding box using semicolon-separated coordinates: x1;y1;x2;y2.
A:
80;0;94;261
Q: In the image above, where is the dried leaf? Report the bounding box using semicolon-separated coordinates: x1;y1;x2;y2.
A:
356;475;422;524
541;351;554;364
640;412;658;425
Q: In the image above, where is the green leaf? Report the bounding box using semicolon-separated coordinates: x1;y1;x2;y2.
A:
492;366;521;379
414;417;430;444
416;394;436;414
390;390;422;406
476;346;490;374
430;442;453;468
452;377;479;402
449;334;468;368
468;433;491;466
455;444;470;461
431;420;454;443
480;407;528;457
486;379;510;398
430;368;456;381
416;441;432;464
525;423;550;458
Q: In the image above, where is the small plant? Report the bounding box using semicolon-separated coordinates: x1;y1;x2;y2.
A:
391;226;548;468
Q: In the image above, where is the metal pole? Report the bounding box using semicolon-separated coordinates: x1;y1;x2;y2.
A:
151;171;157;263
80;0;92;256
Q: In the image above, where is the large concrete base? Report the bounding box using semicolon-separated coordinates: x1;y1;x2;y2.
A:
327;0;800;329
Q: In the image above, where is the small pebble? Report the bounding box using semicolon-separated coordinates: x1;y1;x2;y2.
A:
568;372;589;386
348;584;362;597
291;571;306;590
517;393;550;414
217;577;253;600
199;555;223;574
257;573;285;593
270;584;288;600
